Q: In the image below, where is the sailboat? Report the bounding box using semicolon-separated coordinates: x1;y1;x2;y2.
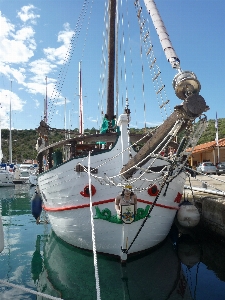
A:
0;100;14;187
36;0;209;262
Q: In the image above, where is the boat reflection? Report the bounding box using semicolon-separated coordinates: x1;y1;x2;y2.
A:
33;230;193;300
177;234;201;269
0;185;35;216
177;227;225;299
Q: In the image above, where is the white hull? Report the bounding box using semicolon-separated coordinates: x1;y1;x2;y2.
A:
38;117;186;258
39;170;185;256
0;170;14;187
13;168;30;184
29;174;37;186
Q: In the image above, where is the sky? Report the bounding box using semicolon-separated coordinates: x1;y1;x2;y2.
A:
0;0;224;131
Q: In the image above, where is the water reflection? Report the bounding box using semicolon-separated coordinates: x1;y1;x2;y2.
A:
33;231;192;300
177;234;201;269
0;185;35;216
1;186;225;299
31;235;43;284
176;226;225;300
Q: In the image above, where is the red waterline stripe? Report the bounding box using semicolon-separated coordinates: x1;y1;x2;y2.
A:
137;199;179;210
43;198;178;212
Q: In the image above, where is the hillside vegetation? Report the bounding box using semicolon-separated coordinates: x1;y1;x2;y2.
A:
1;118;224;163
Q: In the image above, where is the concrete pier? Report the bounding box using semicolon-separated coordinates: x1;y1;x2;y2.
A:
183;174;225;239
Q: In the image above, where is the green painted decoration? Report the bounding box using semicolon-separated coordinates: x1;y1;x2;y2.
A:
94;205;151;224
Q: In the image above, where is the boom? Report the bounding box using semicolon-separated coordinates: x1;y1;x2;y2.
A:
144;0;206;103
143;0;180;70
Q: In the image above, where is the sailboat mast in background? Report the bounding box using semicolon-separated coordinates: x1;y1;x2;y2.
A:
64;97;67;139
44;76;48;123
79;61;84;134
9;81;12;164
0;110;3;163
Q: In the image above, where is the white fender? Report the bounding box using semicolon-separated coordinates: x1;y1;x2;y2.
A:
177;203;200;228
0;213;4;253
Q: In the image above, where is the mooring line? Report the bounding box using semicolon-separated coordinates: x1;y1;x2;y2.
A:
88;151;101;300
0;279;63;299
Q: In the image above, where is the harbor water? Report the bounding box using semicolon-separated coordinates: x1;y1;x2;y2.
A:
1;185;225;299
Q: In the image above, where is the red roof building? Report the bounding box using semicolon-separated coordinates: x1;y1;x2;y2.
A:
187;138;225;167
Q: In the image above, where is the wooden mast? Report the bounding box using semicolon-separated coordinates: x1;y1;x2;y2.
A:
106;0;116;122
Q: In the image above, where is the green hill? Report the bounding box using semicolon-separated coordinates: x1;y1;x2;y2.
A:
198;118;225;144
1;118;223;163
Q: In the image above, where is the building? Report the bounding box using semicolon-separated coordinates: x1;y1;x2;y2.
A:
188;138;225;167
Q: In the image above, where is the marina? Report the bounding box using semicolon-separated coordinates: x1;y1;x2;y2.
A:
1;0;225;298
1;185;225;299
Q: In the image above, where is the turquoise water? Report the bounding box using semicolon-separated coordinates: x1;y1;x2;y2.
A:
1;185;225;300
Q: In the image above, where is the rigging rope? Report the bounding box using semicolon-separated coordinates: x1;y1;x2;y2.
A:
134;0;172;121
122;119;208;252
76;118;207;198
47;1;91;127
88;152;101;300
77;119;183;190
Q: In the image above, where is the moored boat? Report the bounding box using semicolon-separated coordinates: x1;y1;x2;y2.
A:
0;113;14;187
0;168;14;187
36;0;209;261
13;163;33;184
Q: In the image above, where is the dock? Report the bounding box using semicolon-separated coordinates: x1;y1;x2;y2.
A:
183;174;225;239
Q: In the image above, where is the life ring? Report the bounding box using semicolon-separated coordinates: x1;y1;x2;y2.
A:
80;184;96;197
147;184;159;196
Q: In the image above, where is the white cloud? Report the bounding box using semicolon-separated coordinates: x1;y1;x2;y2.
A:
17;5;40;24
29;59;57;79
14;26;35;41
43;23;74;64
0;63;26;84
24;81;57;97
0;89;25;128
33;98;40;108
58;22;73;45
24;59;58;96
0;6;75;129
0;13;36;65
1;39;34;63
0;12;15;37
11;68;26;84
0;89;24;110
14;26;36;50
87;116;98;123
